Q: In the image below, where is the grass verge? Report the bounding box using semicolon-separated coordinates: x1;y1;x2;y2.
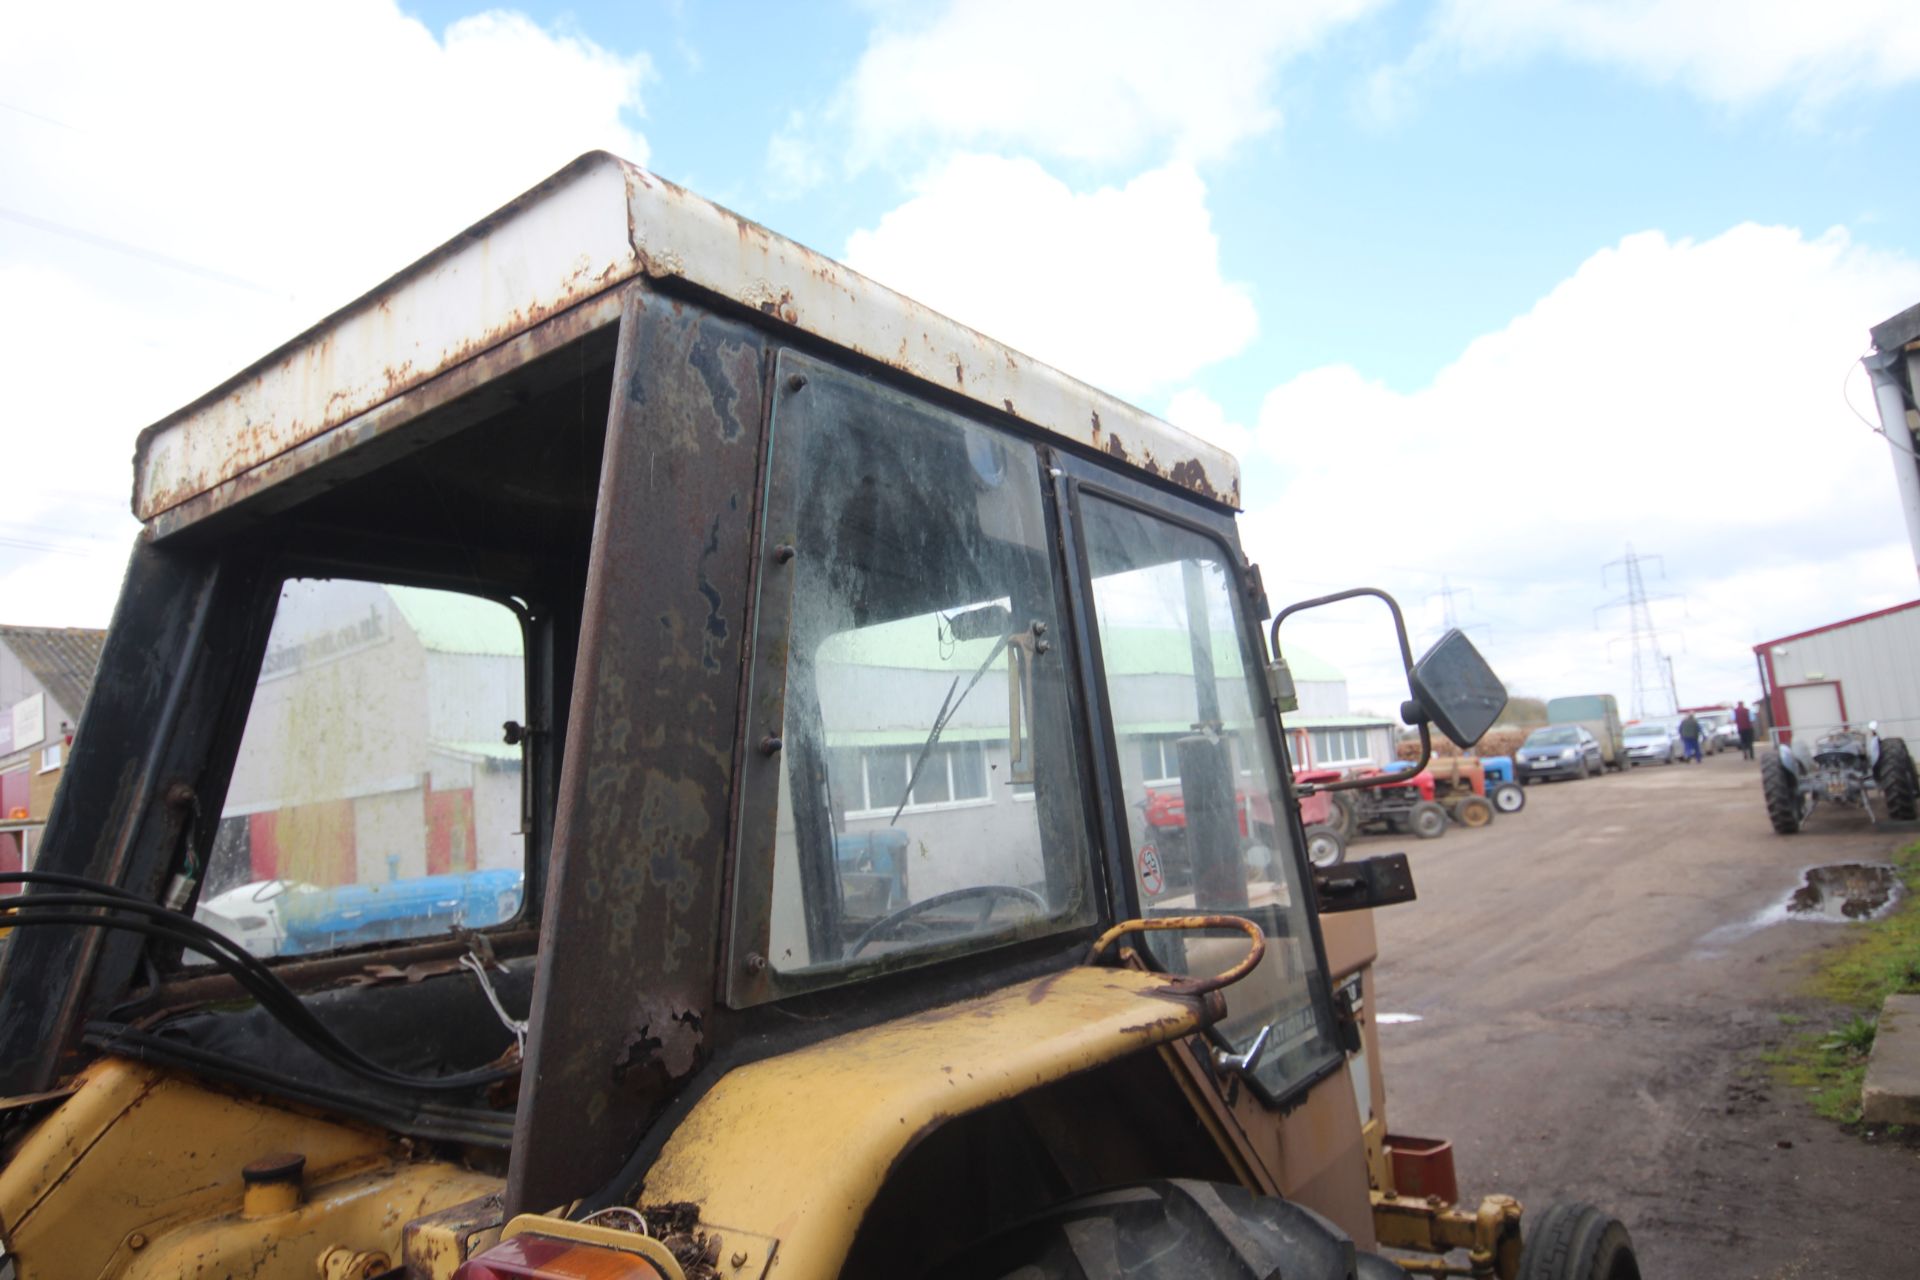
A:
1765;841;1920;1125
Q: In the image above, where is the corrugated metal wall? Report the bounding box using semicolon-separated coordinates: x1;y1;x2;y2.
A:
1765;605;1920;739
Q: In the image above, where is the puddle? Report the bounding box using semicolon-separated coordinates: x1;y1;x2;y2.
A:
1376;1012;1423;1024
1692;861;1904;957
1785;863;1901;921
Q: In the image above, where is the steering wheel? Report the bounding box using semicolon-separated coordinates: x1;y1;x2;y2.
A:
846;884;1048;957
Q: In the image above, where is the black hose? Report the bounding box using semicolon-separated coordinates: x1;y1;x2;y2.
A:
1;875;518;1093
6;898;371;1062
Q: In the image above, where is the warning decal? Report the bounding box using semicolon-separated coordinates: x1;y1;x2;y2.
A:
1137;844;1165;896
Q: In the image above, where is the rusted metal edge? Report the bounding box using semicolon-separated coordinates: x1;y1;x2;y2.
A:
613;163;1240;510
133;152;1239;529
143;290;627;541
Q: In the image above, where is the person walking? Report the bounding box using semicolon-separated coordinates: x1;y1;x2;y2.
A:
1678;712;1703;764
1734;700;1755;760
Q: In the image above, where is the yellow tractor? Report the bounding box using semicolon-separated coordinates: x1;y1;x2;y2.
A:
0;155;1638;1280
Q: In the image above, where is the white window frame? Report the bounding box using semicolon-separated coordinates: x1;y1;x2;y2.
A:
1310;727;1373;768
1138;732;1184;787
843;741;994;819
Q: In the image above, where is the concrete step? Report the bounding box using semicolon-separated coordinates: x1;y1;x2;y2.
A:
1862;993;1920;1125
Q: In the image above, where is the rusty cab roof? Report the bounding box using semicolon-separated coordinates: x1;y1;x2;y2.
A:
132;152;1240;534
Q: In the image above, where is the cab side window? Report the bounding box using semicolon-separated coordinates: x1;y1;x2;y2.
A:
195;579;527;959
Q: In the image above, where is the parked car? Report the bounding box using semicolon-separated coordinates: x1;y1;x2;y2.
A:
1694;710;1734;754
1516;724;1604;781
1623;721;1680;766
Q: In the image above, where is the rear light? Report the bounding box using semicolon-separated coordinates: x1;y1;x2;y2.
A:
452;1232;670;1280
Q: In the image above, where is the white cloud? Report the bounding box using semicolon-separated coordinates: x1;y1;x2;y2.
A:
844;155;1257;397
1423;0;1920;106
843;0;1386;169
766;110;827;199
1242;223;1920;717
0;1;651;625
1164;388;1255;458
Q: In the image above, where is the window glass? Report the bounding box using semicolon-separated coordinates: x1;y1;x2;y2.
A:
1082;496;1335;1095
1311;727;1371;765
194;580;526;960
950;742;989;801
754;371;1093;982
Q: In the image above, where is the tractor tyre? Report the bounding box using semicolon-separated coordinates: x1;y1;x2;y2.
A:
1450;795;1494;828
1761;752;1801;835
1878;738;1919;821
1516;1202;1641;1280
1303;824;1346;868
925;1177;1398;1279
1409;800;1449;839
1329;792;1358;841
1491;781;1525;813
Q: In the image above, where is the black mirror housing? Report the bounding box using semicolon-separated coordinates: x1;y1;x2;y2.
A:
1409;628;1508;748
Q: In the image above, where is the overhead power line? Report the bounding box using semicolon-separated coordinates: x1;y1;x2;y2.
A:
0;206;284;297
1596;545;1683;719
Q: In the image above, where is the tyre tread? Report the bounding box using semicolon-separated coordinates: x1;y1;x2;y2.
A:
1878;738;1918;822
1517;1201;1640;1280
1760;752;1800;834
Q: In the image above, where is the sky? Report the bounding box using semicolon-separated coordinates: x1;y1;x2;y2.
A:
5;0;1920;721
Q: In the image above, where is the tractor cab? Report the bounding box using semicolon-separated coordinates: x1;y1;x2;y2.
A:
0;154;1633;1280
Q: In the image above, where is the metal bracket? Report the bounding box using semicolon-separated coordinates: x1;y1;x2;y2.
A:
1313;854;1418;914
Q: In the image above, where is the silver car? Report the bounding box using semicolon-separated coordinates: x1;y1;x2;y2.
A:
1623;722;1679;766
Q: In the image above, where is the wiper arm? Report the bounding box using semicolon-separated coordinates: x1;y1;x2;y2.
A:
891;630;1013;825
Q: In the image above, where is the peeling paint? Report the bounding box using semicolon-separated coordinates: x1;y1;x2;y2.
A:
135;153;1238;531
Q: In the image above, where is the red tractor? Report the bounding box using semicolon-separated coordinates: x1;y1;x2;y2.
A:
1139;769;1348;880
1326;767;1454;841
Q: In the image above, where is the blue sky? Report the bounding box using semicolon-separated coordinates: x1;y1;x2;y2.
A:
7;0;1920;717
379;0;1920;391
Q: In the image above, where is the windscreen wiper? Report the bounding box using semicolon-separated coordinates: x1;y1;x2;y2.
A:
891;629;1014;825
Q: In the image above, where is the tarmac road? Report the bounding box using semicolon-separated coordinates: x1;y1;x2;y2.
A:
1368;749;1918;1278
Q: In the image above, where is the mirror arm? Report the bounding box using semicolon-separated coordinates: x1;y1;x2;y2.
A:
1270;586;1416;674
1270;588;1429;796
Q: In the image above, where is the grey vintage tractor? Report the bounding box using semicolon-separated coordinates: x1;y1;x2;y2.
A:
1761;723;1918;834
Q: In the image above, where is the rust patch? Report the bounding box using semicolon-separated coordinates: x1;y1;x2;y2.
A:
1103;432;1129;461
1025;968;1072;1005
616;996;705;1087
1168;458;1220;502
1117;1012;1195;1038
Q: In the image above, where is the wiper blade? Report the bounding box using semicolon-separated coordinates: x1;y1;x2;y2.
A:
891;630;1013;825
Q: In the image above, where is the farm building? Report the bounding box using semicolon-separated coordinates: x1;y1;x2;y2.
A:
210;580;528;902
0;626;107;888
1753;601;1920;745
1866;304;1920;579
1277;646;1396;770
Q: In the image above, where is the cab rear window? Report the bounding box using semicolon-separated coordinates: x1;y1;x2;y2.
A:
193;579;527;960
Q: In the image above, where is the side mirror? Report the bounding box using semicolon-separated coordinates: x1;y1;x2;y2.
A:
1406;629;1509;748
1269;587;1510;795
